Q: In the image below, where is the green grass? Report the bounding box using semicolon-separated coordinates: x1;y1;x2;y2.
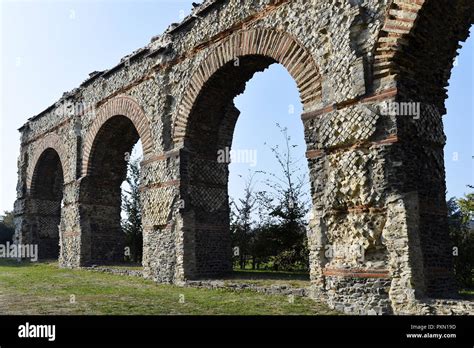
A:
459;276;474;298
89;263;143;271
226;269;310;288
0;260;338;315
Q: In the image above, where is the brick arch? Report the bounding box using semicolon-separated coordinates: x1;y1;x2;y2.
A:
372;0;418;80
373;0;473;299
373;0;473;107
373;0;436;78
82;95;153;175
173;28;322;143
27;133;69;191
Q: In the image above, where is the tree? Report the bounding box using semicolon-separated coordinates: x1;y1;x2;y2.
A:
458;193;474;222
257;124;310;271
248;222;281;270
121;158;143;263
230;171;260;269
0;211;15;244
229;124;311;272
447;193;474;289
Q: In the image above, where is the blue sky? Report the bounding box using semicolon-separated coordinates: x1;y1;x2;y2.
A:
0;0;472;214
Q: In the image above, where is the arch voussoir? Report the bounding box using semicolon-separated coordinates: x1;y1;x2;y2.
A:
27;133;69;192
81;95;153;176
173;28;322;144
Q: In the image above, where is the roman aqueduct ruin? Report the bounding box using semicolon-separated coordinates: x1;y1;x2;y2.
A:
14;0;473;314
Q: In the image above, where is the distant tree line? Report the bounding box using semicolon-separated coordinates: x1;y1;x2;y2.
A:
0;211;14;244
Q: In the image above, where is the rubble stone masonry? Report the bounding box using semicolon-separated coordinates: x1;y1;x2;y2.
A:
13;0;473;314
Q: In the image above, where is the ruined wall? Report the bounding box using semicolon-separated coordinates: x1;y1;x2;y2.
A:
13;0;473;314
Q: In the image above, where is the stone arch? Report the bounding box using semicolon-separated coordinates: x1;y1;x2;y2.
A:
27;133;69;191
374;0;473;108
79;96;149;265
26;138;66;260
172;28;321;280
82;95;153;176
374;0;473;299
173;28;322;143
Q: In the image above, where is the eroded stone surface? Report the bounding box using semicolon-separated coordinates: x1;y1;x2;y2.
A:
13;0;474;315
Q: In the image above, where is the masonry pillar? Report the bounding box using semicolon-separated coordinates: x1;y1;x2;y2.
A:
393;100;457;298
13;164;34;259
13;145;34;253
140;152;182;282
77;176;126;265
173;103;239;280
177;147;233;279
304;93;433;314
58;180;82;268
14;198;60;261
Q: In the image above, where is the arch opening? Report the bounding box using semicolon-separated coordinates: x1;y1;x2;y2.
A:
230;63;311;276
30;148;64;260
181;54;313;280
80;115;143;265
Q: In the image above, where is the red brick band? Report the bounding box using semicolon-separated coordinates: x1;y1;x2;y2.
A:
306;134;399;158
139;180;181;191
62;231;80;238
301;87;398;121
331;206;387;215
323;268;390;279
140;149;181;166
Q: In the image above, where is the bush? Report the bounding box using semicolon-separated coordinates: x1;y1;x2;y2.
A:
0;223;14;244
447;196;474;289
0;211;14;245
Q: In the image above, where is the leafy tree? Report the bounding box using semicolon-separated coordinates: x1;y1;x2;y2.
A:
458;193;474;221
230;172;261;269
229;124;311;272
257;124;310;271
447;193;474;289
0;211;15;244
249;223;281;270
121;158;143;263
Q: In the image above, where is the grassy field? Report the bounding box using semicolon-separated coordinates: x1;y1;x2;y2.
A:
0;260;338;315
225;269;310;288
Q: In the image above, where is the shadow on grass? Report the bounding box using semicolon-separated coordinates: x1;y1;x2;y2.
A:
83;261;143;269
0;258;49;267
226;269;310;281
459;289;474;300
0;259;143;269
